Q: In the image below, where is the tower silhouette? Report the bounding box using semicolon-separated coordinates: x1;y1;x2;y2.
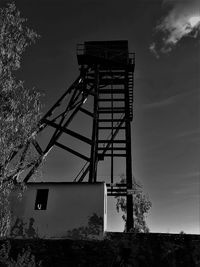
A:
11;40;135;231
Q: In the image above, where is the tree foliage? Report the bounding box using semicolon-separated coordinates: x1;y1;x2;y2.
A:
0;2;38;77
67;213;103;240
0;2;41;235
116;175;152;233
0;241;42;266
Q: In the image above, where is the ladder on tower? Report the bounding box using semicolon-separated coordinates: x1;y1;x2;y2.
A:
128;71;134;121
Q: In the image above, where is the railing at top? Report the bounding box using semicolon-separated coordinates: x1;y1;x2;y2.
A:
77;43;135;66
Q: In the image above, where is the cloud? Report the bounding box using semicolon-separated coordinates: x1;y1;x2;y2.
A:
175;129;200;138
149;42;160;58
140;89;195;110
141;95;176;110
150;0;200;56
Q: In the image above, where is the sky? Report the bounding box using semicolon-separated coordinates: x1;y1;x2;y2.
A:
1;0;200;234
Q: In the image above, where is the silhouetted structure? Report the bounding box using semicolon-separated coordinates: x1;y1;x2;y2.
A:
11;40;135;231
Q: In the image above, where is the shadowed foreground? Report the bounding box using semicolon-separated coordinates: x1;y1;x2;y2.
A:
0;233;200;266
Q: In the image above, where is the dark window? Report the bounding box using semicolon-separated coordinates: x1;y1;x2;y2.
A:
34;189;49;210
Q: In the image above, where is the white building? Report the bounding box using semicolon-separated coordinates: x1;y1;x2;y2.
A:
9;182;107;239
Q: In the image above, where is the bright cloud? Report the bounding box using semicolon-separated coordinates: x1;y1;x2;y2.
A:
150;0;200;56
189;16;200;27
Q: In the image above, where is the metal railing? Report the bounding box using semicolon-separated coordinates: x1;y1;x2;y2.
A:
77;43;135;65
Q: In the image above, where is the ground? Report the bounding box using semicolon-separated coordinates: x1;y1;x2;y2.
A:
0;233;200;266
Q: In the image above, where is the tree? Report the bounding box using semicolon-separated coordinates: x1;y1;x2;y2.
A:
116;175;152;233
0;2;41;236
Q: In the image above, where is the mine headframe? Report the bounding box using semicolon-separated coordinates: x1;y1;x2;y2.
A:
9;40;135;231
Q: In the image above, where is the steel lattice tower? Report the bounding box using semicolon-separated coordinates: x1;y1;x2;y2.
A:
10;40;135;231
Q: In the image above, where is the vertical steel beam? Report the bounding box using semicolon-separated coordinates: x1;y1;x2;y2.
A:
110;71;114;185
125;68;134;231
89;66;99;182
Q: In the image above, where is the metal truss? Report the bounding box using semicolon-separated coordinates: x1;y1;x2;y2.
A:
8;41;135;231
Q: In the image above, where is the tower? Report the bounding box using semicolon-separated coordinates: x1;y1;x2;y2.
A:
11;40;135;231
76;41;135;230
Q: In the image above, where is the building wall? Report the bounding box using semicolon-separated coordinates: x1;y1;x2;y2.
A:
9;182;107;239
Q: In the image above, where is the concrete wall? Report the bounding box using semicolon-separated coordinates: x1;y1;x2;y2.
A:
9;182;107;239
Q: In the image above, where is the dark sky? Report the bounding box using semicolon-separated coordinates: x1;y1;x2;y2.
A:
2;0;200;233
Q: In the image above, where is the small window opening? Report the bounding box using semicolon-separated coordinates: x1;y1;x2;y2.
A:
35;189;49;210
